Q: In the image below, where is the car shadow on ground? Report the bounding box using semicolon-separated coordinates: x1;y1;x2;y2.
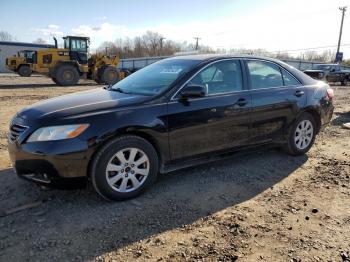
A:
331;111;350;126
0;148;307;261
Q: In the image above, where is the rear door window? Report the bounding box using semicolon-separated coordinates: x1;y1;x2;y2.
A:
281;68;300;86
246;60;283;89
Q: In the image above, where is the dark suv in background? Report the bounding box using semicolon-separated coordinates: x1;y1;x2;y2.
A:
304;64;350;85
8;55;334;201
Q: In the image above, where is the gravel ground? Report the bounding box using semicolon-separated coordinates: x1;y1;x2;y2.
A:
0;74;349;262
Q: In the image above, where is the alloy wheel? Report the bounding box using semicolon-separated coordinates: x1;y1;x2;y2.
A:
294;120;314;150
105;148;150;193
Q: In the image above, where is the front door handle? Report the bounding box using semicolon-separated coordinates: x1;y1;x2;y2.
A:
295;90;304;97
236;98;248;107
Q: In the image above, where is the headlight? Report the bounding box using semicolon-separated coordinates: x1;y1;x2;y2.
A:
27;124;89;142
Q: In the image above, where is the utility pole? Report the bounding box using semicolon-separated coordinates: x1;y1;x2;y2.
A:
194;37;201;50
160;37;166;49
336;6;347;62
159;37;166;56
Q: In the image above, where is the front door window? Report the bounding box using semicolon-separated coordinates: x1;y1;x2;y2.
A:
188;59;243;95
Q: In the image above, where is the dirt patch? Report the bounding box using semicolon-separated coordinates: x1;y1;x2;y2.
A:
0;74;349;261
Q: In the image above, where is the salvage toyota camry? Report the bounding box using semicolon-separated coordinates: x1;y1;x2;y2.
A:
8;55;334;201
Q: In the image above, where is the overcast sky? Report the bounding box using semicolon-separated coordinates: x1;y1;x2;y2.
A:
1;0;349;58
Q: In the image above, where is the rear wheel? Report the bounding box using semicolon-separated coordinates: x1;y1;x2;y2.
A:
55;64;79;86
98;66;119;85
18;65;32;77
90;135;159;201
284;113;316;155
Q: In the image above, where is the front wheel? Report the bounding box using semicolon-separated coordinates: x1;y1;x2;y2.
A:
18;65;32;77
55;64;79;86
97;66;119;85
284;113;316;155
90;136;159;201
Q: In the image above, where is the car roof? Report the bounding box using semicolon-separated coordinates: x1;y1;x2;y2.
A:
315;63;337;66
167;54;282;63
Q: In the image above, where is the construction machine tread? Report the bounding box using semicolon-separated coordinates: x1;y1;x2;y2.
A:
54;64;79;86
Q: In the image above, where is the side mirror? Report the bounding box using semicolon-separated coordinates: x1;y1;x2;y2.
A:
180;84;206;99
330;68;336;72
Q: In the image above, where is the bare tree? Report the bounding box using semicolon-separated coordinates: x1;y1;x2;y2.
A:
114;37;134;58
342;59;350;67
142;31;163;56
33;38;46;44
298;50;336;62
275;52;294;60
97;29;218;58
133;36;145;57
97;41;118;56
0;31;16;41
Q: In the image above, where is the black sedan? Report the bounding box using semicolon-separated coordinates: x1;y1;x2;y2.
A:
8;55;334;200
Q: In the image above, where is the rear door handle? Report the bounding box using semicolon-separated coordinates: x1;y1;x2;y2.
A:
295;90;304;97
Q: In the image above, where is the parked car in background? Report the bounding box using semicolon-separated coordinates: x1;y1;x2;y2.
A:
304;64;350;85
8;55;334;201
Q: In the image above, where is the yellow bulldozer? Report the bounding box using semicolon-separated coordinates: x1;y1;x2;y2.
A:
28;36;123;86
5;50;35;77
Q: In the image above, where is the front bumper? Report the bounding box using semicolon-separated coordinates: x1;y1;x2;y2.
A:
8;137;91;187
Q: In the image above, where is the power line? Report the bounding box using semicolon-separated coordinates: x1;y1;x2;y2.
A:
273;43;350;53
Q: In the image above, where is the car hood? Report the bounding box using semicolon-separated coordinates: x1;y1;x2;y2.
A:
17;88;148;122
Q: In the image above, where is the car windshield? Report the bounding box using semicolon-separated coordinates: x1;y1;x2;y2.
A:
111;59;200;96
314;65;332;70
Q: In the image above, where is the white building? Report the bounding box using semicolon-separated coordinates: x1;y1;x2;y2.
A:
0;41;54;73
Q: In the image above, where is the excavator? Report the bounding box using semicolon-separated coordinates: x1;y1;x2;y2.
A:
29;36;123;86
5;50;35;77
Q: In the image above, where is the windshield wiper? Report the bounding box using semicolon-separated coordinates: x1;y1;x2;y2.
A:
111;87;129;94
109;87;153;96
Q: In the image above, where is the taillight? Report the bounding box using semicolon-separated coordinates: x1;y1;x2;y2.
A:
326;88;334;100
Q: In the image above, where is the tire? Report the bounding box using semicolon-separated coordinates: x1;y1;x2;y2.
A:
18;65;32;77
122;69;131;78
90;135;159;201
341;77;348;86
284;113;317;156
98;66;119;85
55;64;79;86
94;78;103;85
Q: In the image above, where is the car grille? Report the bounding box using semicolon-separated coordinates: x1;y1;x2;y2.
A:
9;124;28;142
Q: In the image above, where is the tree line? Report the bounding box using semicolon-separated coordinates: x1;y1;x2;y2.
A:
1;30;349;66
96;31;213;58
